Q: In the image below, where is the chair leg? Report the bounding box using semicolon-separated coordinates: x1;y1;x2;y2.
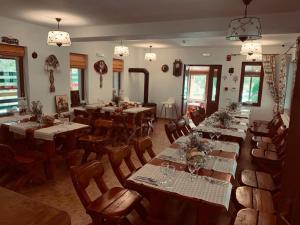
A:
174;104;179;118
160;105;164;118
81;150;91;164
135;202;147;219
165;106;167;119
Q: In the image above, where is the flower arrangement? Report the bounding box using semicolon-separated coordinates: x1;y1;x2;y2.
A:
215;110;233;128
227;102;239;112
30;101;43;120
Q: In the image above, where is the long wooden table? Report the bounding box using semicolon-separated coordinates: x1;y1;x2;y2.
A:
0;187;71;225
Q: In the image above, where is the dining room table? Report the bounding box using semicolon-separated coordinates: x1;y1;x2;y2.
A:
125;135;238;225
0;187;71;225
1;118;90;179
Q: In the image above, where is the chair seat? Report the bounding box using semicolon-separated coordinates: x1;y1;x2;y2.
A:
256;142;276;151
252;136;273;143
251;149;279;161
250;126;270;136
241;170;276;191
79;135;109;143
234;208;276;225
87;187;142;218
236;186;275;213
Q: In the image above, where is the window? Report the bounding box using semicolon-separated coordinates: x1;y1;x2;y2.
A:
239;62;264;106
69;53;86;101
189;75;207;101
0;58;20;114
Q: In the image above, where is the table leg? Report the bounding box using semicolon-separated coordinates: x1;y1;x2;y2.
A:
43;141;56;179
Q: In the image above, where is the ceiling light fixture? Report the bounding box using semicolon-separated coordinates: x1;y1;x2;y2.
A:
240;42;262;55
226;0;262;42
114;41;129;57
246;53;262;61
145;45;157;62
47;18;71;47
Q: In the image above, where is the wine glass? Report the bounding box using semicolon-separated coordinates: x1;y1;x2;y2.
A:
215;131;222;147
165;165;176;188
187;159;197;181
177;142;187;163
209;130;215;141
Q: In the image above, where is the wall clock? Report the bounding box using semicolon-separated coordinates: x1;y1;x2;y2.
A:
161;64;169;72
173;59;183;77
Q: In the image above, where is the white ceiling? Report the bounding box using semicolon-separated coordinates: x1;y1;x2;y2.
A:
0;0;300;26
127;34;299;48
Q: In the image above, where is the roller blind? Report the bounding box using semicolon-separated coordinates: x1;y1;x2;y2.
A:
0;44;25;57
70;53;87;69
113;58;124;72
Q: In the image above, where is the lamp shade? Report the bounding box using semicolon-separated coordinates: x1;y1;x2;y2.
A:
226;17;262;42
145;52;157;61
240;42;262;55
114;45;129;57
246;53;262;61
47;31;71;47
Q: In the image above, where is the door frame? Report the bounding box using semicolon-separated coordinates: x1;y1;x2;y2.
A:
181;64;222;116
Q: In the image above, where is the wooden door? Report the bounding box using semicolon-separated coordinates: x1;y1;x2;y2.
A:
206;65;222;116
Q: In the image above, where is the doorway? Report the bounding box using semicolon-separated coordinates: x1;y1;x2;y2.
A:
181;64;222;117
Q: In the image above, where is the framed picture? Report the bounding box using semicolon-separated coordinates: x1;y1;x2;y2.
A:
55;95;69;113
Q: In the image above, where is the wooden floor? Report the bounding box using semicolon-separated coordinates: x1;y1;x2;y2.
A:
19;119;257;225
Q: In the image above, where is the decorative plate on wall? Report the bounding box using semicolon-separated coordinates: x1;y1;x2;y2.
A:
161;64;169;72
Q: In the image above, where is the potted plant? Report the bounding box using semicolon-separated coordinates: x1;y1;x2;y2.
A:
30;101;43;122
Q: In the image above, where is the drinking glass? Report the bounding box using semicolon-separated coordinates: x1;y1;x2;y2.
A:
165;165;176;188
160;162;170;185
215;131;222;147
177;142;187;163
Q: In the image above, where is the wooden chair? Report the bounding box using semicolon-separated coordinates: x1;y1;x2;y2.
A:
250;114;283;137
133;137;156;165
73;109;89;118
254;127;288;151
240;169;280;193
78;119;113;163
72;116;91;125
235;186;276;213
190;109;205;126
234;208;276;225
182;115;192;132
164;121;180;144
108;145;138;186
0;144;45;190
70;160;143;225
176;117;191;136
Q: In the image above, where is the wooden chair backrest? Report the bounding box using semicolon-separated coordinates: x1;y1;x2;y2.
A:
70;160;108;209
108;145;136;186
270;116;283;135
93;119;114;136
134;137;156;165
164;121;180;144
73;109;89;118
190;109;205;126
182;115;192;132
72;116;91;125
176;118;189;136
0;144;16;167
273;126;288;144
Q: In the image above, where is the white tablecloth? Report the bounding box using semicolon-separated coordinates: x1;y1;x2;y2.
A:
9;121;41;136
157;147;237;177
0;114;31;125
128;164;232;210
34;123;89;141
175;136;240;155
123;107;151;114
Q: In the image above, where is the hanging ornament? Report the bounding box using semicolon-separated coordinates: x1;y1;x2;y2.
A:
94;60;108;88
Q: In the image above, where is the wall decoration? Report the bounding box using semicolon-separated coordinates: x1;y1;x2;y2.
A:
231;87;237;92
32;52;38;59
223;75;228;80
55;95;69;113
224;87;229;91
94;60;108;88
173;59;183;77
229;67;234;76
226;55;231;61
233;75;239;83
45;55;59;92
1;36;19;45
161;64;169;73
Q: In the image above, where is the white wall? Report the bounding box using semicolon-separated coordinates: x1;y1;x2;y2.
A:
129;46;285;121
0;16;70;113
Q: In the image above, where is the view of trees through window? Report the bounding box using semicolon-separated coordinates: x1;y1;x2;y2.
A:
70;68;81;91
240;63;263;105
0;58;18;113
189;75;207;101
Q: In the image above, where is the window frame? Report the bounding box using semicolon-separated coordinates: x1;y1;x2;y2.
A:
70;68;85;101
239;61;264;107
